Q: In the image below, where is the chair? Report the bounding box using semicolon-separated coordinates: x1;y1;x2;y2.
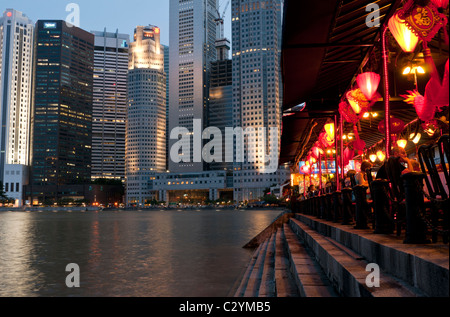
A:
384;157;407;236
417;135;449;243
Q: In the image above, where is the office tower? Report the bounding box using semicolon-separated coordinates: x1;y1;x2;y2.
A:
163;44;170;170
168;0;218;173
0;9;34;205
126;25;166;206
91;29;129;182
27;20;94;204
231;0;288;202
207;34;232;172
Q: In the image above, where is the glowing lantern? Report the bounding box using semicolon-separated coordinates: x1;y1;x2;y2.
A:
409;132;422;144
388;12;419;53
378;116;405;135
346;88;373;115
324;122;335;142
430;0;449;8
369;154;377;163
377;150;386;162
311;146;324;159
397;139;408;149
357;72;380;101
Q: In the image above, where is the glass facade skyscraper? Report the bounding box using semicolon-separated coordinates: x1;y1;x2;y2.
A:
231;0;288;202
168;0;218;173
27;20;94;203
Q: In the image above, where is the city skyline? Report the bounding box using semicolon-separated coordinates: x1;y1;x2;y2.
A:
1;0;233;47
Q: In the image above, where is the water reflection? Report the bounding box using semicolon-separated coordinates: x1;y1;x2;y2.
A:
0;209;282;297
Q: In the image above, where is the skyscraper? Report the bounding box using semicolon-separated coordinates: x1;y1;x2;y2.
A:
91;29;129;182
231;0;288;202
27;20;94;204
168;0;218;173
207;33;232;172
126;25;166;206
0;9;34;205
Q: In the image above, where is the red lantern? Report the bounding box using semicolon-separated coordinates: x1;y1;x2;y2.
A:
311;146;324;159
356;72;380;101
430;0;449;8
346;88;375;116
339;101;360;124
378;116;405;135
388;11;419;53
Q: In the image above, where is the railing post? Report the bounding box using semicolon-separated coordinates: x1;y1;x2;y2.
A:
341;188;353;225
353;185;369;229
401;172;429;244
371;179;394;234
326;193;333;221
332;191;342;223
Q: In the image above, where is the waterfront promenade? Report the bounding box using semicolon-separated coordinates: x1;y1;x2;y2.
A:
235;211;449;297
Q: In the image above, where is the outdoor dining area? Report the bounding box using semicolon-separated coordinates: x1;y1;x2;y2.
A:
280;0;449;245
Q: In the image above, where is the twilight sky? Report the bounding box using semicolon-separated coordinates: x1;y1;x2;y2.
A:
2;0;232;46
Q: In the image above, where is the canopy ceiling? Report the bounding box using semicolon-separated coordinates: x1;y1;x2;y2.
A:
280;0;449;167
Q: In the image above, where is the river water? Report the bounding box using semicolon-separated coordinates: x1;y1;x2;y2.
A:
0;208;283;297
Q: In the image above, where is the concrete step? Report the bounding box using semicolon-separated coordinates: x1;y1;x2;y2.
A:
233;239;266;297
289;217;420;297
274;227;300;297
258;232;277;297
294;213;449;297
282;224;338;297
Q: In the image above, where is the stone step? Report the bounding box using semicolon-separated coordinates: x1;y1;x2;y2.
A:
233;239;266;297
274;227;300;297
258;232;277;297
289;217;420;297
282;224;338;297
294;213;449;297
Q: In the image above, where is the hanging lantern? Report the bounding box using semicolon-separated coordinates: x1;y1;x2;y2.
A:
356;72;381;101
377;150;386;162
430;0;449;9
346;88;371;115
324;122;335;142
311;146;324;159
369;154;378;163
397;138;408;149
339;101;360;124
388;12;419;53
378;116;405;135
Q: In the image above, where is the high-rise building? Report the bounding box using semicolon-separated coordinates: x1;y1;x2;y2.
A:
91;29;129;182
126;25;166;206
0;9;34;205
27;20;94;204
231;0;288;202
207;36;232;172
163;44;170;170
168;0;218;173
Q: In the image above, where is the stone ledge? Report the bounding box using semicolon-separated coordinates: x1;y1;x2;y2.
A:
295;214;449;297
